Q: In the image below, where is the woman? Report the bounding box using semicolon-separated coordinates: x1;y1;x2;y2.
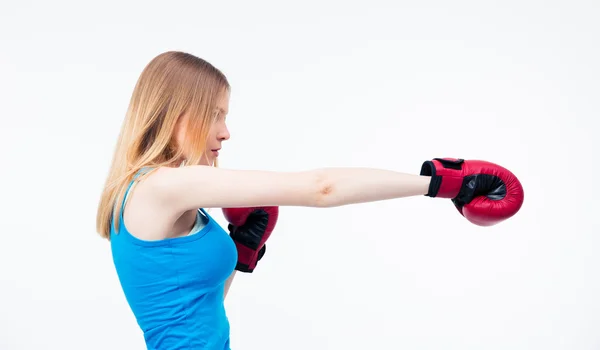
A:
96;51;523;349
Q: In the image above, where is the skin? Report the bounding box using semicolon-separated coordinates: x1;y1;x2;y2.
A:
124;90;237;298
174;90;231;168
124;89;431;300
124;91;231;240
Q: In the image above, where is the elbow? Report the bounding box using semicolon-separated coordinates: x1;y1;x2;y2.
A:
312;170;336;208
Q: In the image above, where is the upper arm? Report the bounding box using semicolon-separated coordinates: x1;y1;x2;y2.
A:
149;165;326;212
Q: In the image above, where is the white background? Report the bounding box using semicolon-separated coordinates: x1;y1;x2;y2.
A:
1;0;598;349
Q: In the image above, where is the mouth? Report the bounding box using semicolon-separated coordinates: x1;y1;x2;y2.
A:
211;149;221;156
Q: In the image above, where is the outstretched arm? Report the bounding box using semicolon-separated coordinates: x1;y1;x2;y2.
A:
154;166;432;212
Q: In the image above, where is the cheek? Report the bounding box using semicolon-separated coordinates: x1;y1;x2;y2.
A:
207;125;219;141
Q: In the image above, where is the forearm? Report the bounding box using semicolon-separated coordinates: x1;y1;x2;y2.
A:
316;167;431;207
224;271;236;299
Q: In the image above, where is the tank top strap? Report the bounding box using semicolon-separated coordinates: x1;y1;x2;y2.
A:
117;167;155;224
199;208;210;218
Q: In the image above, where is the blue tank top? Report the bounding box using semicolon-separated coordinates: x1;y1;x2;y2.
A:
110;172;238;349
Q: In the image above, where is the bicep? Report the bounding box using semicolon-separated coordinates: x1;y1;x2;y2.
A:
155;165;325;211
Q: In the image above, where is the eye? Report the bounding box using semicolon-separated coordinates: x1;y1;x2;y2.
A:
214;108;226;120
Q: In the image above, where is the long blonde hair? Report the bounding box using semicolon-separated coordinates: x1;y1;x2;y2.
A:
96;51;230;240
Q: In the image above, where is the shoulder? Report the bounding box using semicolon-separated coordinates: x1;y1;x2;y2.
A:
132;165;219;213
121;167;181;240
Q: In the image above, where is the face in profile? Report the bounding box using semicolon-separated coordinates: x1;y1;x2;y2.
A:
175;91;231;166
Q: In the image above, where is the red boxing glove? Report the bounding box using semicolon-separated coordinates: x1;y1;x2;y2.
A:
420;158;524;226
222;206;279;273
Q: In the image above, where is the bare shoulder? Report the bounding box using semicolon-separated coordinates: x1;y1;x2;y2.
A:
121;167;182;241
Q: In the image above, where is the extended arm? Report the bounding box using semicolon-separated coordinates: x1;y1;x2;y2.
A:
156;166;432;212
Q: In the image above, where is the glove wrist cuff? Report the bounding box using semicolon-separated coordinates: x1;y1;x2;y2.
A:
234;244;266;274
420;159;464;198
235;262;254;273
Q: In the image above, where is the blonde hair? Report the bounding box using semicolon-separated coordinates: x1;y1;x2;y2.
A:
96;51;230;240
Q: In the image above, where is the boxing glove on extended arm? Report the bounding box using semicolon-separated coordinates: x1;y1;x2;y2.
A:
420;158;524;226
222;206;279;273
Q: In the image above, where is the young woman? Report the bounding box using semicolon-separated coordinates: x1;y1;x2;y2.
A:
96;51;523;349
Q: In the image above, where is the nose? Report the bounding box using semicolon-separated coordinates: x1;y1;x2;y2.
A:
217;124;230;141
